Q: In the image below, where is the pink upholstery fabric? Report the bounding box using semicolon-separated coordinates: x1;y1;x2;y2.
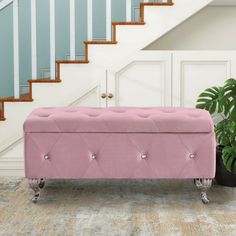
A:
24;107;216;179
24;107;213;133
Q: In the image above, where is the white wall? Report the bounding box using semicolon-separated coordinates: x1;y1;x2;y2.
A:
145;6;236;50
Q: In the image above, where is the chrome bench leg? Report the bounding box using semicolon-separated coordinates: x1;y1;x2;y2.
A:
194;178;212;204
39;178;45;189
28;178;45;203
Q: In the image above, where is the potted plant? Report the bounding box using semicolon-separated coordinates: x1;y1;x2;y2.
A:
196;78;236;187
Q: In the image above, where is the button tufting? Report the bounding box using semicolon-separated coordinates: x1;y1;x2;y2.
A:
187;114;201;118
137;114;150;118
111;109;127;113
161;109;176;113
44;154;49;160
141;154;148;159
37;114;50;118
87;114;99;118
189;153;196;159
26;107;213;133
43;107;54;110
65;109;78;113
91;153;97;160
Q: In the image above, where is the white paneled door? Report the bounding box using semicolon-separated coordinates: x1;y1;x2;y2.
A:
74;51;236;109
173;51;236;107
106;51;172;107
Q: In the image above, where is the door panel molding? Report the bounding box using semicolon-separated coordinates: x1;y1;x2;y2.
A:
173;51;236;107
107;51;172;107
179;60;230;107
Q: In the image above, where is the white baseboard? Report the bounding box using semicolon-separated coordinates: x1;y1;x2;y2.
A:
0;157;24;177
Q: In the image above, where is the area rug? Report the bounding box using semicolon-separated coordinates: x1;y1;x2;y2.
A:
0;178;235;236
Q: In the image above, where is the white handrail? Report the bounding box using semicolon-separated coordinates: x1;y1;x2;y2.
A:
0;0;13;11
126;0;132;22
87;0;93;41
50;0;56;79
106;0;111;41
13;0;19;98
70;0;76;60
31;0;37;80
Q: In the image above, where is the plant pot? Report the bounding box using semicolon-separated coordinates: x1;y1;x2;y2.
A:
215;145;236;187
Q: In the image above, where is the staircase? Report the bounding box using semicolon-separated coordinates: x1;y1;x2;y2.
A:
0;0;173;121
0;0;212;161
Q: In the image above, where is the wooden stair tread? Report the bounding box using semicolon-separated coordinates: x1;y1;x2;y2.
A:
140;2;174;6
1;98;33;102
28;79;61;83
84;41;118;44
56;60;89;64
112;22;145;25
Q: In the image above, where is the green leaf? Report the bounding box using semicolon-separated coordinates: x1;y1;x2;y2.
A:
229;105;236;120
224;99;231;116
215;120;232;146
199;92;216;99
205;87;218;94
197;98;211;103
209;101;217;114
196;103;205;109
222;146;236;173
232;159;236;173
224;78;236;87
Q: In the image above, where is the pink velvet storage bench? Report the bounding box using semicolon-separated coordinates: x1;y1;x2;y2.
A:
24;107;216;204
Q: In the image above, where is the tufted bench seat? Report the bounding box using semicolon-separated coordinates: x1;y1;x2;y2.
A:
24;107;216;204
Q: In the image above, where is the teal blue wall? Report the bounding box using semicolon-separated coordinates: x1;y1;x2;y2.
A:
75;0;87;56
0;0;153;98
93;0;106;40
36;0;50;78
19;0;31;89
132;0;142;21
0;5;13;98
112;0;126;22
56;0;70;61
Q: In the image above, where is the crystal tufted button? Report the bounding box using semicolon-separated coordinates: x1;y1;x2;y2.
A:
91;153;97;160
44;154;49;160
189;153;196;159
141;154;148;159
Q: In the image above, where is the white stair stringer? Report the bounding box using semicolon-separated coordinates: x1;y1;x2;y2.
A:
0;81;102;177
88;0;212;70
0;63;106;152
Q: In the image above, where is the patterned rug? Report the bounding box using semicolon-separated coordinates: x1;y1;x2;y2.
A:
0;178;235;236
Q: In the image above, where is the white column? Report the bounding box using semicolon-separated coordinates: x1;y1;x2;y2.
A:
31;0;37;80
126;0;131;22
70;0;75;60
106;0;111;41
50;0;56;79
87;0;93;41
13;0;19;98
143;0;149;2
